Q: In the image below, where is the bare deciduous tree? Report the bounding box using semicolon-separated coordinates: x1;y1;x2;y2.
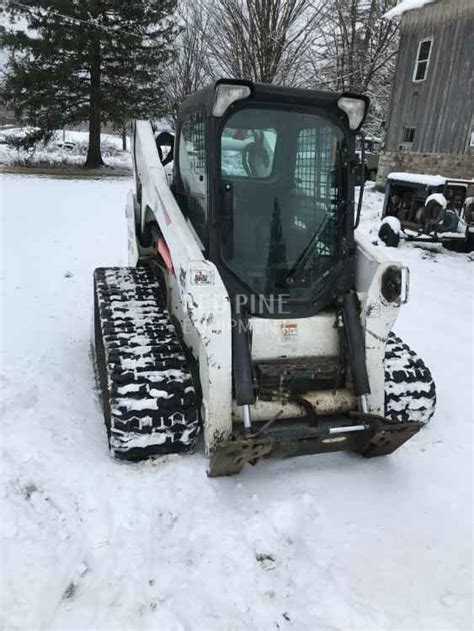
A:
162;1;215;123
164;0;398;134
309;0;399;133
202;0;329;85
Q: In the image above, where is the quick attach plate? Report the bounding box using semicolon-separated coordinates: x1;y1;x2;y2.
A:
208;436;274;477
207;413;423;477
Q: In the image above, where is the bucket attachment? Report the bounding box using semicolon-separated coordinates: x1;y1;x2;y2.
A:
207;413;422;477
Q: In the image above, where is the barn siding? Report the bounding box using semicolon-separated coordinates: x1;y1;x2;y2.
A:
384;0;474;156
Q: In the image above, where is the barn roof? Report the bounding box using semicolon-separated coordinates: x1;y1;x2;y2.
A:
384;0;436;20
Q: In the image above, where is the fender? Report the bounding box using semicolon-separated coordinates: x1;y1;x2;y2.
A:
131;121;233;453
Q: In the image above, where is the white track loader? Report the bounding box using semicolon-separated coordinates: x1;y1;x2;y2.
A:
93;80;436;476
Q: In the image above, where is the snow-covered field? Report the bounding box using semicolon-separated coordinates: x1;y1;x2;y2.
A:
0;176;472;630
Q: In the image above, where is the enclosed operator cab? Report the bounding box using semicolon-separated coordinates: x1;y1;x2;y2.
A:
167;80;369;319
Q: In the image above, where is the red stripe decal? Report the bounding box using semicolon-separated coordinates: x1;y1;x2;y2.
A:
157;237;174;274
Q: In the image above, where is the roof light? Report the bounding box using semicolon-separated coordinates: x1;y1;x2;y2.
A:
337;95;368;131
212;83;251;117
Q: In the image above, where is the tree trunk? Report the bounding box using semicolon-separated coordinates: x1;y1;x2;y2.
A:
85;39;104;168
122;124;127;151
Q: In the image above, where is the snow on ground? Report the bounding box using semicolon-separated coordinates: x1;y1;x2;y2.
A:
0;176;472;630
0;129;131;170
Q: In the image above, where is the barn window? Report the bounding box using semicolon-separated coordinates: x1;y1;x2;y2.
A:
403;127;416;143
413;39;433;82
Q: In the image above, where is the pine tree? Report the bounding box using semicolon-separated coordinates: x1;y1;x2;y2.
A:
2;1;178;167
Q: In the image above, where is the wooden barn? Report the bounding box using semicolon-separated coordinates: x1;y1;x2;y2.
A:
377;0;474;185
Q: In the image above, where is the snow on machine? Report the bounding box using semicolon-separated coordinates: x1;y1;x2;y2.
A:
93;80;436;476
378;172;474;251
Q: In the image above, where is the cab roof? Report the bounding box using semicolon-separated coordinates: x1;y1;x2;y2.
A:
179;79;355;119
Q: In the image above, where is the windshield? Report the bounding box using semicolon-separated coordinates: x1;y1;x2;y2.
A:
219;107;346;302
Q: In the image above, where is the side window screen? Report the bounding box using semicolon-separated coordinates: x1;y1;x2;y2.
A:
294;127;338;203
413;39;432;82
178;111;207;244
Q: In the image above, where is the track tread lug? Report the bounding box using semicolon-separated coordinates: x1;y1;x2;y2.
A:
94;266;200;460
384;332;436;425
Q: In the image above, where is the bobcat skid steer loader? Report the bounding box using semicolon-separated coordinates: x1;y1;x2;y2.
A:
93;80;436;476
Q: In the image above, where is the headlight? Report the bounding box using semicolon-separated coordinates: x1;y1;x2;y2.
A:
212;82;251;117
337;95;369;131
381;265;408;304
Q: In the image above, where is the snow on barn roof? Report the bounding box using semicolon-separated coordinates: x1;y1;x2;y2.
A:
384;0;435;20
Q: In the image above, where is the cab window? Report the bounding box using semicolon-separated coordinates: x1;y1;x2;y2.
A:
221;126;277;178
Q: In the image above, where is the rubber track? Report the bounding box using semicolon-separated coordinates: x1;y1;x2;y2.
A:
384;332;436;424
94;267;200;460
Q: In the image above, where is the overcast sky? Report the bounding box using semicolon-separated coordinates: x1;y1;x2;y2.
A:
1;12;28;71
